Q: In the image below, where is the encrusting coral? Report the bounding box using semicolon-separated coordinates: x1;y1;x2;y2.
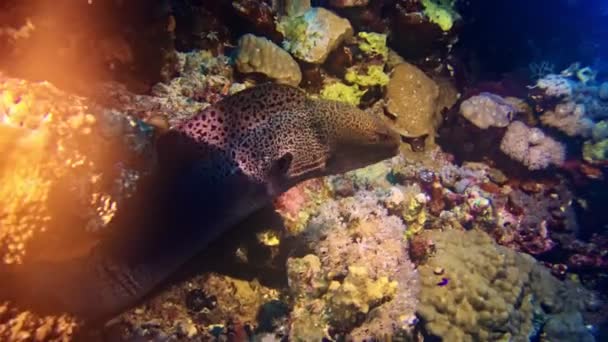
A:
277;7;353;64
384;62;440;148
235;34;302;86
417;229;596;341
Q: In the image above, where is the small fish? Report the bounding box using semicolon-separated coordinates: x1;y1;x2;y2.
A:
437;277;450;286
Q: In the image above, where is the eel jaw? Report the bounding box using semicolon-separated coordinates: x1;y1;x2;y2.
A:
325;118;401;175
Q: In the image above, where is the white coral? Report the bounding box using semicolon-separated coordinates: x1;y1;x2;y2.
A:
535;74;573;97
500;121;566;170
540;101;594;137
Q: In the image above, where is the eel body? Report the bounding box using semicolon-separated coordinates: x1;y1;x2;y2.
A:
3;83;400;322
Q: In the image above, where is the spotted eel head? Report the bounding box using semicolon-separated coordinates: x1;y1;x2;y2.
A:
309;98;400;175
173;83;400;197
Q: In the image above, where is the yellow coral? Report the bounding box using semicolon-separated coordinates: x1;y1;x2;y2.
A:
345;65;390;87
357;32;388;58
403;194;427;239
256;230;281;246
326;265;397;324
320;82;366;106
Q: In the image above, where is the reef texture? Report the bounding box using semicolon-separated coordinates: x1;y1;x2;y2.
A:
384;62;440;145
277;7;354;64
1;0;608;340
500;121;566;170
459;92;515;129
417;229;596;342
293;188;420;340
235;34;302;86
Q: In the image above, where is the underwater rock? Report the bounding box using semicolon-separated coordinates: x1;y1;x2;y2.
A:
416;229;596;341
171;3;230;53
495;182;578;256
542;312;595;342
389;0;461;66
324;45;355;78
235;34;302;86
297;62;323;93
500;121;566;170
277;7;354;64
383;62;440;148
232;0;284;44
283;0;311;16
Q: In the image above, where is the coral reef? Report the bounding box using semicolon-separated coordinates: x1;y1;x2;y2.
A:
0;303;78;342
384;62;440;148
500;121;566;170
287;186;419;340
417;229;596;341
235;34;302;86
113;272;281;340
459;92;515;129
1;1;607;340
277;7;354;64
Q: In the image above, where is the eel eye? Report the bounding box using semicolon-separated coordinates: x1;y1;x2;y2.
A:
276;152;293;175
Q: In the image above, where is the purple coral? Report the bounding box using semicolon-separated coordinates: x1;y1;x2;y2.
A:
500;121;566;170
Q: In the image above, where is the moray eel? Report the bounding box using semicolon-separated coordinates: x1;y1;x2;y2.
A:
4;83;399;322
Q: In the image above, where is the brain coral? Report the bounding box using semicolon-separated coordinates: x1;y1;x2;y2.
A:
417;229;595;342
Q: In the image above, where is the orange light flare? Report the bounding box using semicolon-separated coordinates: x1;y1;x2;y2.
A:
0;75;125;266
0;0;158;265
0;0;134;93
